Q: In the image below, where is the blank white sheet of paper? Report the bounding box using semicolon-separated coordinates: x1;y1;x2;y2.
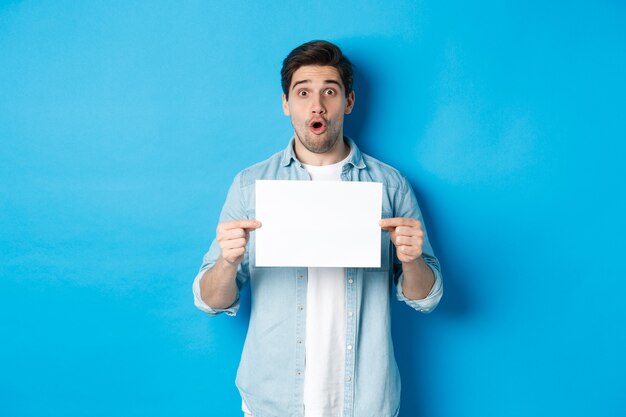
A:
255;180;383;267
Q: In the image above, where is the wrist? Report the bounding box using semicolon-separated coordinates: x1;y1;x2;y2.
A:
401;255;423;266
217;255;240;272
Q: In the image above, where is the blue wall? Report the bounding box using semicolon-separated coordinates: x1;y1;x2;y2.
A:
1;1;625;416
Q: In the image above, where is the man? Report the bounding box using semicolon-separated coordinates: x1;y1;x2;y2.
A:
193;40;443;417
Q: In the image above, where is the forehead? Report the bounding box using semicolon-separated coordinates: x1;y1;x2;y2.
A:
290;65;343;89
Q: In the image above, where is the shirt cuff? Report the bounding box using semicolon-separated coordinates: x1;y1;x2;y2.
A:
192;268;240;317
396;263;443;313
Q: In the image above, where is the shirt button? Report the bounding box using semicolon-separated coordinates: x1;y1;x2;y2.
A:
348;279;354;284
298;275;303;279
297;339;302;344
345;376;352;382
298;305;304;311
348;311;353;317
347;345;353;350
297;371;302;377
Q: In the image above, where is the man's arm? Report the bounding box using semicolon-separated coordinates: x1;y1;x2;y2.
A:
199;220;261;309
380;217;435;300
397;256;435;299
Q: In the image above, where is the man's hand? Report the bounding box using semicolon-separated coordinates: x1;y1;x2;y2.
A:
216;220;262;265
379;217;424;263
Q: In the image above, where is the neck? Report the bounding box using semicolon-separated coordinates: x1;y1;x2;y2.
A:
294;135;350;166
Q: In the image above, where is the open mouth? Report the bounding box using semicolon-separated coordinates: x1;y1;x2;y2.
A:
309;119;327;134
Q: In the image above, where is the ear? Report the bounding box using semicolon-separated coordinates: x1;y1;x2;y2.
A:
344;91;355;115
282;93;290;116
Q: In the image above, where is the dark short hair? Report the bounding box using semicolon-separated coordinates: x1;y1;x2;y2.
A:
281;40;354;99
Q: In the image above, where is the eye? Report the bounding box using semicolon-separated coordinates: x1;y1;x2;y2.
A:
324;89;336;96
298;90;308;97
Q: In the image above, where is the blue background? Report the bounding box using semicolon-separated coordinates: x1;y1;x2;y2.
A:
1;1;625;416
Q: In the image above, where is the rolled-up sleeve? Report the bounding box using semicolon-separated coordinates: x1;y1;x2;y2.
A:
192;172;250;317
395;258;443;313
393;176;444;313
192;268;241;316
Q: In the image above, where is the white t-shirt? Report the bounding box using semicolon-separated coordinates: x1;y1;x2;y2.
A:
242;154;350;417
241;155;350;417
301;156;348;417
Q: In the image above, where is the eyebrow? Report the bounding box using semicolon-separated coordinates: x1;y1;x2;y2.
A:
291;79;343;90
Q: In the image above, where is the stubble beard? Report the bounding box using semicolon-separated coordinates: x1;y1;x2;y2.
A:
294;121;343;154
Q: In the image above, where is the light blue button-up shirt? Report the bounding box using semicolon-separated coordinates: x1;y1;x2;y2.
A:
193;137;443;417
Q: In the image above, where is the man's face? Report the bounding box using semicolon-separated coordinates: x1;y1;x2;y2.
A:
282;65;355;154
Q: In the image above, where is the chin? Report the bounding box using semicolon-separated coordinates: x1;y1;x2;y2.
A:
308;138;337;154
296;128;342;154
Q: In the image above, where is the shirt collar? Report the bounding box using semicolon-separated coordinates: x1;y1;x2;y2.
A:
280;136;366;169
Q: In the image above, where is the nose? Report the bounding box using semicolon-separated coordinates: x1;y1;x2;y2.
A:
311;95;326;115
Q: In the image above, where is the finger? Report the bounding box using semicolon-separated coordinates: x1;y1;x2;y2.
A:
218;228;248;241
395;225;423;238
397;245;421;257
394;235;421;246
379;217;420;229
223;247;245;263
219;219;262;232
221;237;247;250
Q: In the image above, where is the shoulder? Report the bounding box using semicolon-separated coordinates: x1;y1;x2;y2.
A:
231;149;285;188
360;152;410;193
